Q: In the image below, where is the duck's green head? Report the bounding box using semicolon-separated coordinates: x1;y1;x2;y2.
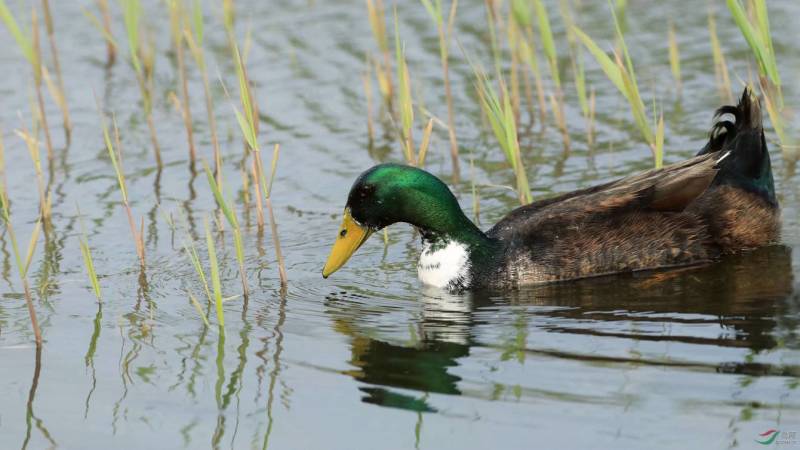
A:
322;163;477;278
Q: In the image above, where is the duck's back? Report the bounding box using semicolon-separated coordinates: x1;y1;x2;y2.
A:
479;90;779;288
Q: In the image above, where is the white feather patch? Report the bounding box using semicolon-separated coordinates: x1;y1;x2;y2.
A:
417;241;470;288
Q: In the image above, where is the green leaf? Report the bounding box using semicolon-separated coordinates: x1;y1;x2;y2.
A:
533;0;559;88
192;0;203;46
188;291;210;327
420;0;441;24
80;238;102;300
121;0;142;74
726;0;768;79
204;217;224;328
0;1;33;64
510;0;531;27
203;161;237;229
573;26;625;94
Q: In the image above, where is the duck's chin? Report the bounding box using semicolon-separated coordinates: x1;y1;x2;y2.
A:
417;240;470;290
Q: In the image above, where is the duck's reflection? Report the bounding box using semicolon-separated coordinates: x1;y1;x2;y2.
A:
326;245;796;412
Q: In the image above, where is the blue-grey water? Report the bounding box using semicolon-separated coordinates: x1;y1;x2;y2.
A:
0;1;799;449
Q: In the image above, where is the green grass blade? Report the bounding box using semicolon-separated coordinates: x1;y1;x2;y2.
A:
203;161;237;229
204;217;224;328
23;217;41;277
188;291;210;327
120;0;142;73
79;238;102;300
533;0;559;88
726;0;768;78
420;0;441;24
668;23;681;85
573;26;625;94
192;0;203;46
0;1;33;64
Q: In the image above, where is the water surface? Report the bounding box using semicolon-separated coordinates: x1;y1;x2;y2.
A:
1;1;799;449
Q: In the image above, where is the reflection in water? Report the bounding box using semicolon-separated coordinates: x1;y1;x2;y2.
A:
22;346;55;450
262;287;288;450
328;245;797;415
83;303;102;419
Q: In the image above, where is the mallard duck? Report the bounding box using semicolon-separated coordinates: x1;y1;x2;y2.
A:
322;89;780;292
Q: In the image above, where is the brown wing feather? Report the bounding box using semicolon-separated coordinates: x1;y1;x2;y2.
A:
491;152;721;238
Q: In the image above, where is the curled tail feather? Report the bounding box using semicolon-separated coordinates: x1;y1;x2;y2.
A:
698;87;775;205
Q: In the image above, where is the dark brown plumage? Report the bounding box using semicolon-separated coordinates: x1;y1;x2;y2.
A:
473;88;780;289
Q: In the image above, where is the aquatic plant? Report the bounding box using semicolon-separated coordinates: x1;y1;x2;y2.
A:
393;8;416;163
204;216;225;328
15;120;51;222
77;209;102;301
261;145;288;285
726;0;788;155
0;182;43;346
366;0;393;108
97;101;146;268
708;10;732;103
183;0;222;189
230;40;288;286
471;59;532;204
0;3;55;160
509;0;547;127
41;0;71;140
204;161;248;298
574;6;664;167
120;0;162;166
420;0;460;175
168;0;196;162
558;0;595;145
668;21;681;91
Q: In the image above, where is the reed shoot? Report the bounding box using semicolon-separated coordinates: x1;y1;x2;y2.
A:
0;3;55;161
420;0;460;176
510;0;547;127
204;216;224;329
96;0;115;64
188;291;210;327
0;185;43;346
574;7;662;167
120;0;162;167
15;123;51;222
668;21;681;92
532;0;560;91
203;161;248;299
77;209;102;301
708;11;733;103
183;1;222;188
41;0;71;140
393;9;415;163
726;0;788;153
261;144;288;286
366;0;393;107
168;0;196;162
97;100;146;267
471;60;532;204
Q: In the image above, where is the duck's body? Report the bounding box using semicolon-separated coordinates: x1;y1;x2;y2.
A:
323;89;780;292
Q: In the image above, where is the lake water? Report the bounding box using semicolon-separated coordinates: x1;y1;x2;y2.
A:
0;1;799;449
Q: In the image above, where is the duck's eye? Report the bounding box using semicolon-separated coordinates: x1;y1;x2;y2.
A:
340;229;347;238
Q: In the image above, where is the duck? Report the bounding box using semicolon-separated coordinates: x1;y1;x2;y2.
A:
322;88;780;292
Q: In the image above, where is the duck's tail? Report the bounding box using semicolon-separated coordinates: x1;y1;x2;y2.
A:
697;87;776;206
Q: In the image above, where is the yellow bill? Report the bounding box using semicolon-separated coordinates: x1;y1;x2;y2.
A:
322;208;373;278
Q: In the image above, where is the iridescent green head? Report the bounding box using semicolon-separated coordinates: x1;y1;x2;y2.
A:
322;164;479;278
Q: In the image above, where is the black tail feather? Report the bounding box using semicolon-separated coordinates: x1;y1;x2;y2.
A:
698;87;776;205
